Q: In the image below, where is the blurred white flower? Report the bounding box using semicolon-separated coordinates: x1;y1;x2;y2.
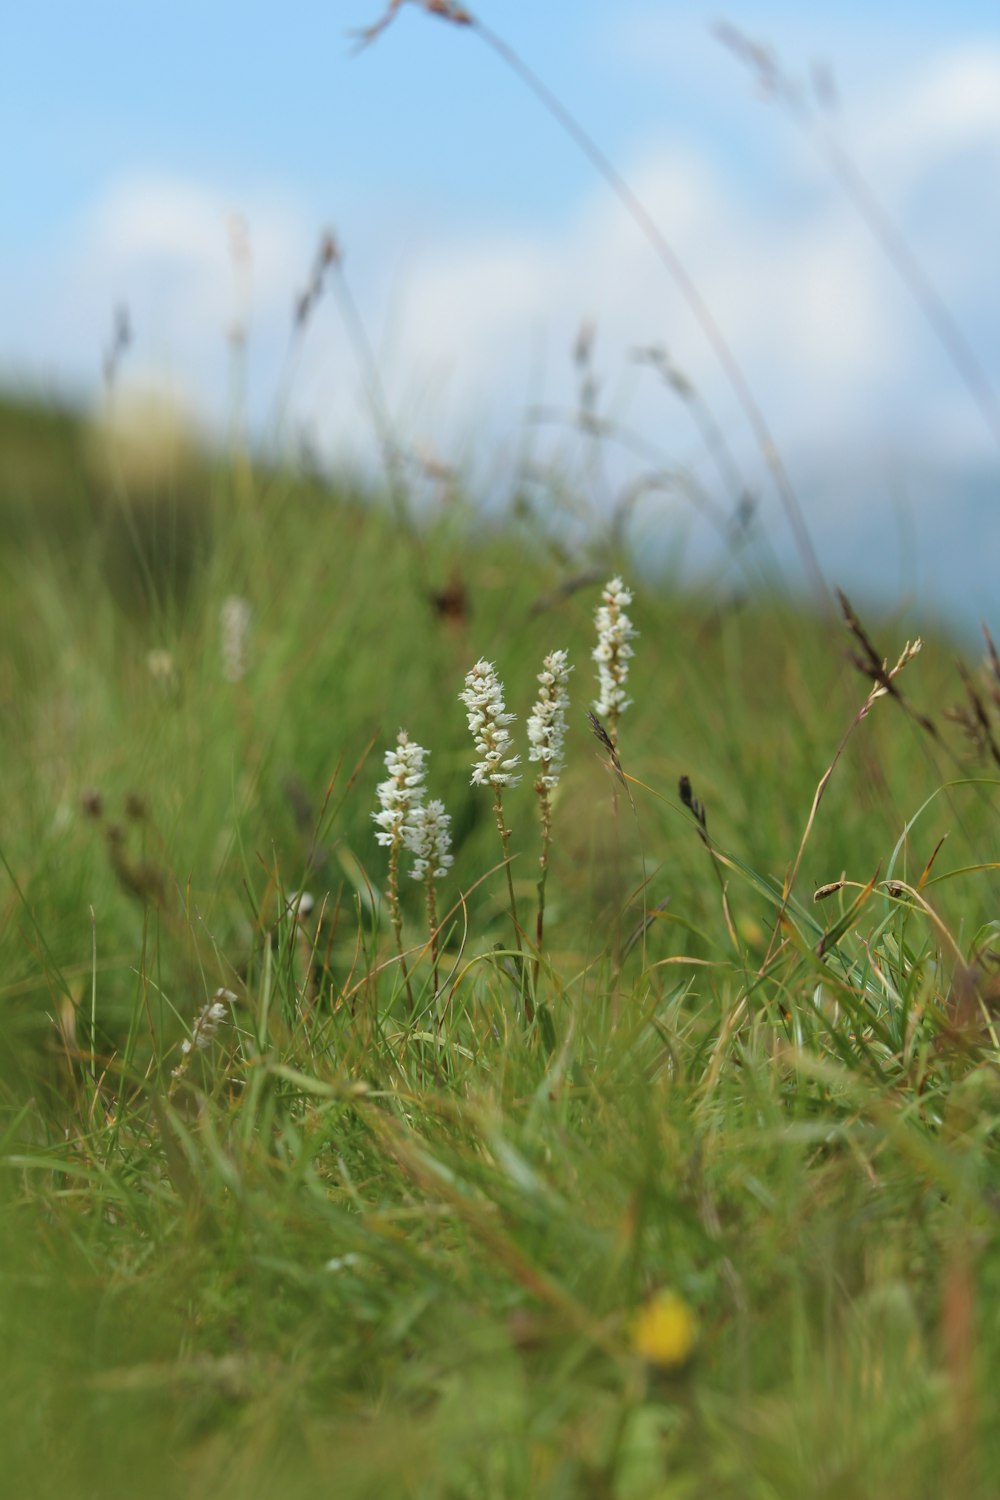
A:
180;988;234;1055
220;594;252;683
286;889;315;919
146;648;177;689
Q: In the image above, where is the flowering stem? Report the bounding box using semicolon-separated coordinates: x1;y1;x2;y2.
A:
533;794;552;989
609;784;623;999
593;579;635;1003
493;785;532;1022
424;876;440;997
387;840;415;1013
493;786;521;945
459;657;532;1021
526;648;572;999
374;730;436;1018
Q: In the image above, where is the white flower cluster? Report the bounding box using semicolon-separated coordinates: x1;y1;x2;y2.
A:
373;731;453;881
592;576;636;720
373;731;427;848
406;799;454;881
528;649;573;791
460;659;521;788
181;989;234;1056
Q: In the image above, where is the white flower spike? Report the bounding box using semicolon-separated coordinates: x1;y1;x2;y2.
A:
593;576;636;725
372;729;430;1012
405;798;454;882
459;659;521;788
528;650;573;792
372;731;427;848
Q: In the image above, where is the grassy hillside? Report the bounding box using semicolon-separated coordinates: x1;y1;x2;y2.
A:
2;393;1000;1499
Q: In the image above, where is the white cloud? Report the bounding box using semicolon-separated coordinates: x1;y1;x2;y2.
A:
92;178;234;265
0;175;315;424
87;177;312;390
351;44;1000;490
350;135;907;486
864;45;1000;174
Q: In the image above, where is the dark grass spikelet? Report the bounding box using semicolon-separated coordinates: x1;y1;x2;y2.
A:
957;663;1000;768
945;644;1000;769
354;0;472;52
293;230;342;331
837;589;938;739
587;710;627;792
982;625;1000;703
679;774;708;844
101;303;132;392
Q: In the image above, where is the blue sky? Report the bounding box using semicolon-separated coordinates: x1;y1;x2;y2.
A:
4;2;1000;622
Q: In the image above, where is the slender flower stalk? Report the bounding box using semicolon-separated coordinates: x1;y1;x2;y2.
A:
404;798;453;992
459;659;529;1014
527;649;572;979
592;576;637;748
373;729;428;1010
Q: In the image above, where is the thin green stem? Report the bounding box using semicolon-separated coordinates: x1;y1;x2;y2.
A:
534;793;552;989
493;785;533;1023
424;876;440;998
387;841;415;1013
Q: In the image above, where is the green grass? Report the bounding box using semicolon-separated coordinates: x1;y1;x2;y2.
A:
2;393;1000;1499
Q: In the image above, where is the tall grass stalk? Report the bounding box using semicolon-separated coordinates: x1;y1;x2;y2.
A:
715;21;1000;458
358;0;829;603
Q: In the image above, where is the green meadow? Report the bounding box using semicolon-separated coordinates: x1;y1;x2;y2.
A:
2;388;1000;1499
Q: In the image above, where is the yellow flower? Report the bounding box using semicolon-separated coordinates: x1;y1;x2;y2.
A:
630;1289;698;1369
